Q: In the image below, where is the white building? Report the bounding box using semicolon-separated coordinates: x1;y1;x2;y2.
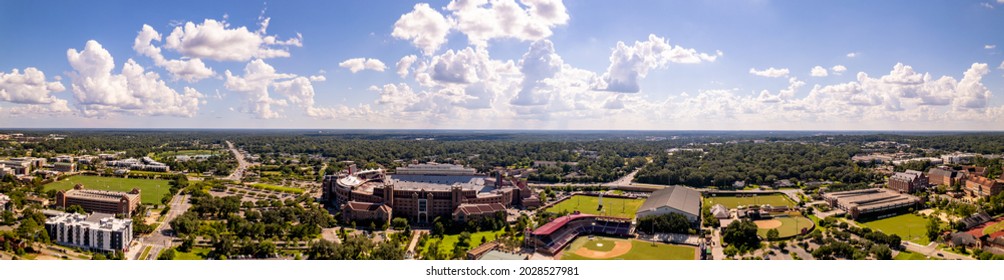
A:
0;193;10;211
635;185;702;223
44;212;133;252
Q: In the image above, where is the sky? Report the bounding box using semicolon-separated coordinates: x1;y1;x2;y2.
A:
1;0;1003;130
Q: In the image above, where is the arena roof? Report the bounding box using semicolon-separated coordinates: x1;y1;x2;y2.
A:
636;185;701;218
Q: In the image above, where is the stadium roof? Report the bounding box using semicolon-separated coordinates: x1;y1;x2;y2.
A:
636;185;701;218
531;214;595;236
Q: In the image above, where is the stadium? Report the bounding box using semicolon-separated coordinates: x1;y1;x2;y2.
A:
322;163;540;224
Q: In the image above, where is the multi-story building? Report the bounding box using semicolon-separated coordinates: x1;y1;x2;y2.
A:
961;166;988;178
323;163;534;223
964;176;1004;198
55;184;141;217
0;193;10;211
53;162;76;173
888;170;928;193
44;212;132;252
452;203;506;223
0;160;31;175
928;167;960;187
823;188;921;220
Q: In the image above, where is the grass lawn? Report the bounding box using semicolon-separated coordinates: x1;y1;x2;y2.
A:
45;175;171;205
139;246;152;260
983;221;1004;236
173;247;213;260
894;250;929;260
756;215;814;239
862;214;930;245
249;183;305;194
704;194;796;209
561;237;695;260
546;195;644;219
422;229;507;257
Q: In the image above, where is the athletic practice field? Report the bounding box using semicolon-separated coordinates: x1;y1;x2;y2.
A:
559;236;695;260
704;193;796;209
45;175;171;205
545;195;644;219
862;213;930;244
754;215;814;239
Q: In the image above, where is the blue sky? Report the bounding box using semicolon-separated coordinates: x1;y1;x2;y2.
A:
1;0;1002;130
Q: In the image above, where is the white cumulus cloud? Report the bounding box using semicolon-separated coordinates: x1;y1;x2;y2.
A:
846;52;859;58
66;40;204;118
749;67;790;78
810;66;829;77
596;34;720;93
392;3;453;56
134;24;215;82
447;0;569;47
831;65;848;74
0;67;71;114
396;55;419;78
164;17;301;62
339;58;387;73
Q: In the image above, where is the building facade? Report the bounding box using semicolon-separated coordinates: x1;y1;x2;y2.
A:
888;170;928;193
964;176;1004;198
928;167;960;187
55;184;141;217
44;212;132;252
323;163;532;223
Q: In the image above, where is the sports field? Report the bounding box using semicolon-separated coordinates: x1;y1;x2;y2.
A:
704;194;796;209
982;221;1004;235
862;214;930;245
560;237;695;260
45;175;171;205
545;195;644;219
422;229;507;257
754;215;814;239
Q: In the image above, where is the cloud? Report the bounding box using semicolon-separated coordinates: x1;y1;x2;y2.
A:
309;75;326;82
224;59;294;119
392;3;453;56
447;0;569;47
981;2;995;9
810;66;828;77
846;52;859;58
339;58;388;73
164;17;302;62
596;34;720;93
831;65;847;74
0;67;71;115
134;24;215;82
986;44;997;49
756;77;805;103
396;55;418;78
749;67;790;78
66;40;204;118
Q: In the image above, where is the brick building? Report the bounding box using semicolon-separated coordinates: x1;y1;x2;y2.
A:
55;184;141;217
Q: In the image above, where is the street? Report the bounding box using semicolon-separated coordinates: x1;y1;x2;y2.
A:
129;193;192;260
225;140;250;182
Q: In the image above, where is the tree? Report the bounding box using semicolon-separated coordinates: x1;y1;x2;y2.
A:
432;222;445;237
870;244;892;260
0;210;15;226
722;220;760;251
307;239;339;260
65;205;87;214
926;218;941;243
391;217;409;230
766;229;780;241
158;248;177;260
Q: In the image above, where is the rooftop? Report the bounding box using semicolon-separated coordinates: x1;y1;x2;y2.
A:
637;185;701;217
45;212;131;231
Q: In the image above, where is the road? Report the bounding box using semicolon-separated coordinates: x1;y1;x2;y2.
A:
527;169;643;189
903;241;973;260
130;193;191;260
225;140;250;182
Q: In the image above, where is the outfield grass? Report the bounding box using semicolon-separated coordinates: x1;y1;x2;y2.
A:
249;183;305;194
546;195;644;219
983;221;1004;236
422;229;507;257
704;194;796;209
862;214;930;245
561;237;696;260
45;175;171;205
756;215;814;239
173;247;213;260
894;250;929;260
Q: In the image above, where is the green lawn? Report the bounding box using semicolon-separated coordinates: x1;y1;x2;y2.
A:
862;214;930;245
45;175;172;205
422;229;507;257
139;246;152;260
894;250;929;260
249;183;305;194
983;221;1004;236
173;247;213;260
546;195;644;219
704;194;796;209
561;237;696;260
756;215;814;239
